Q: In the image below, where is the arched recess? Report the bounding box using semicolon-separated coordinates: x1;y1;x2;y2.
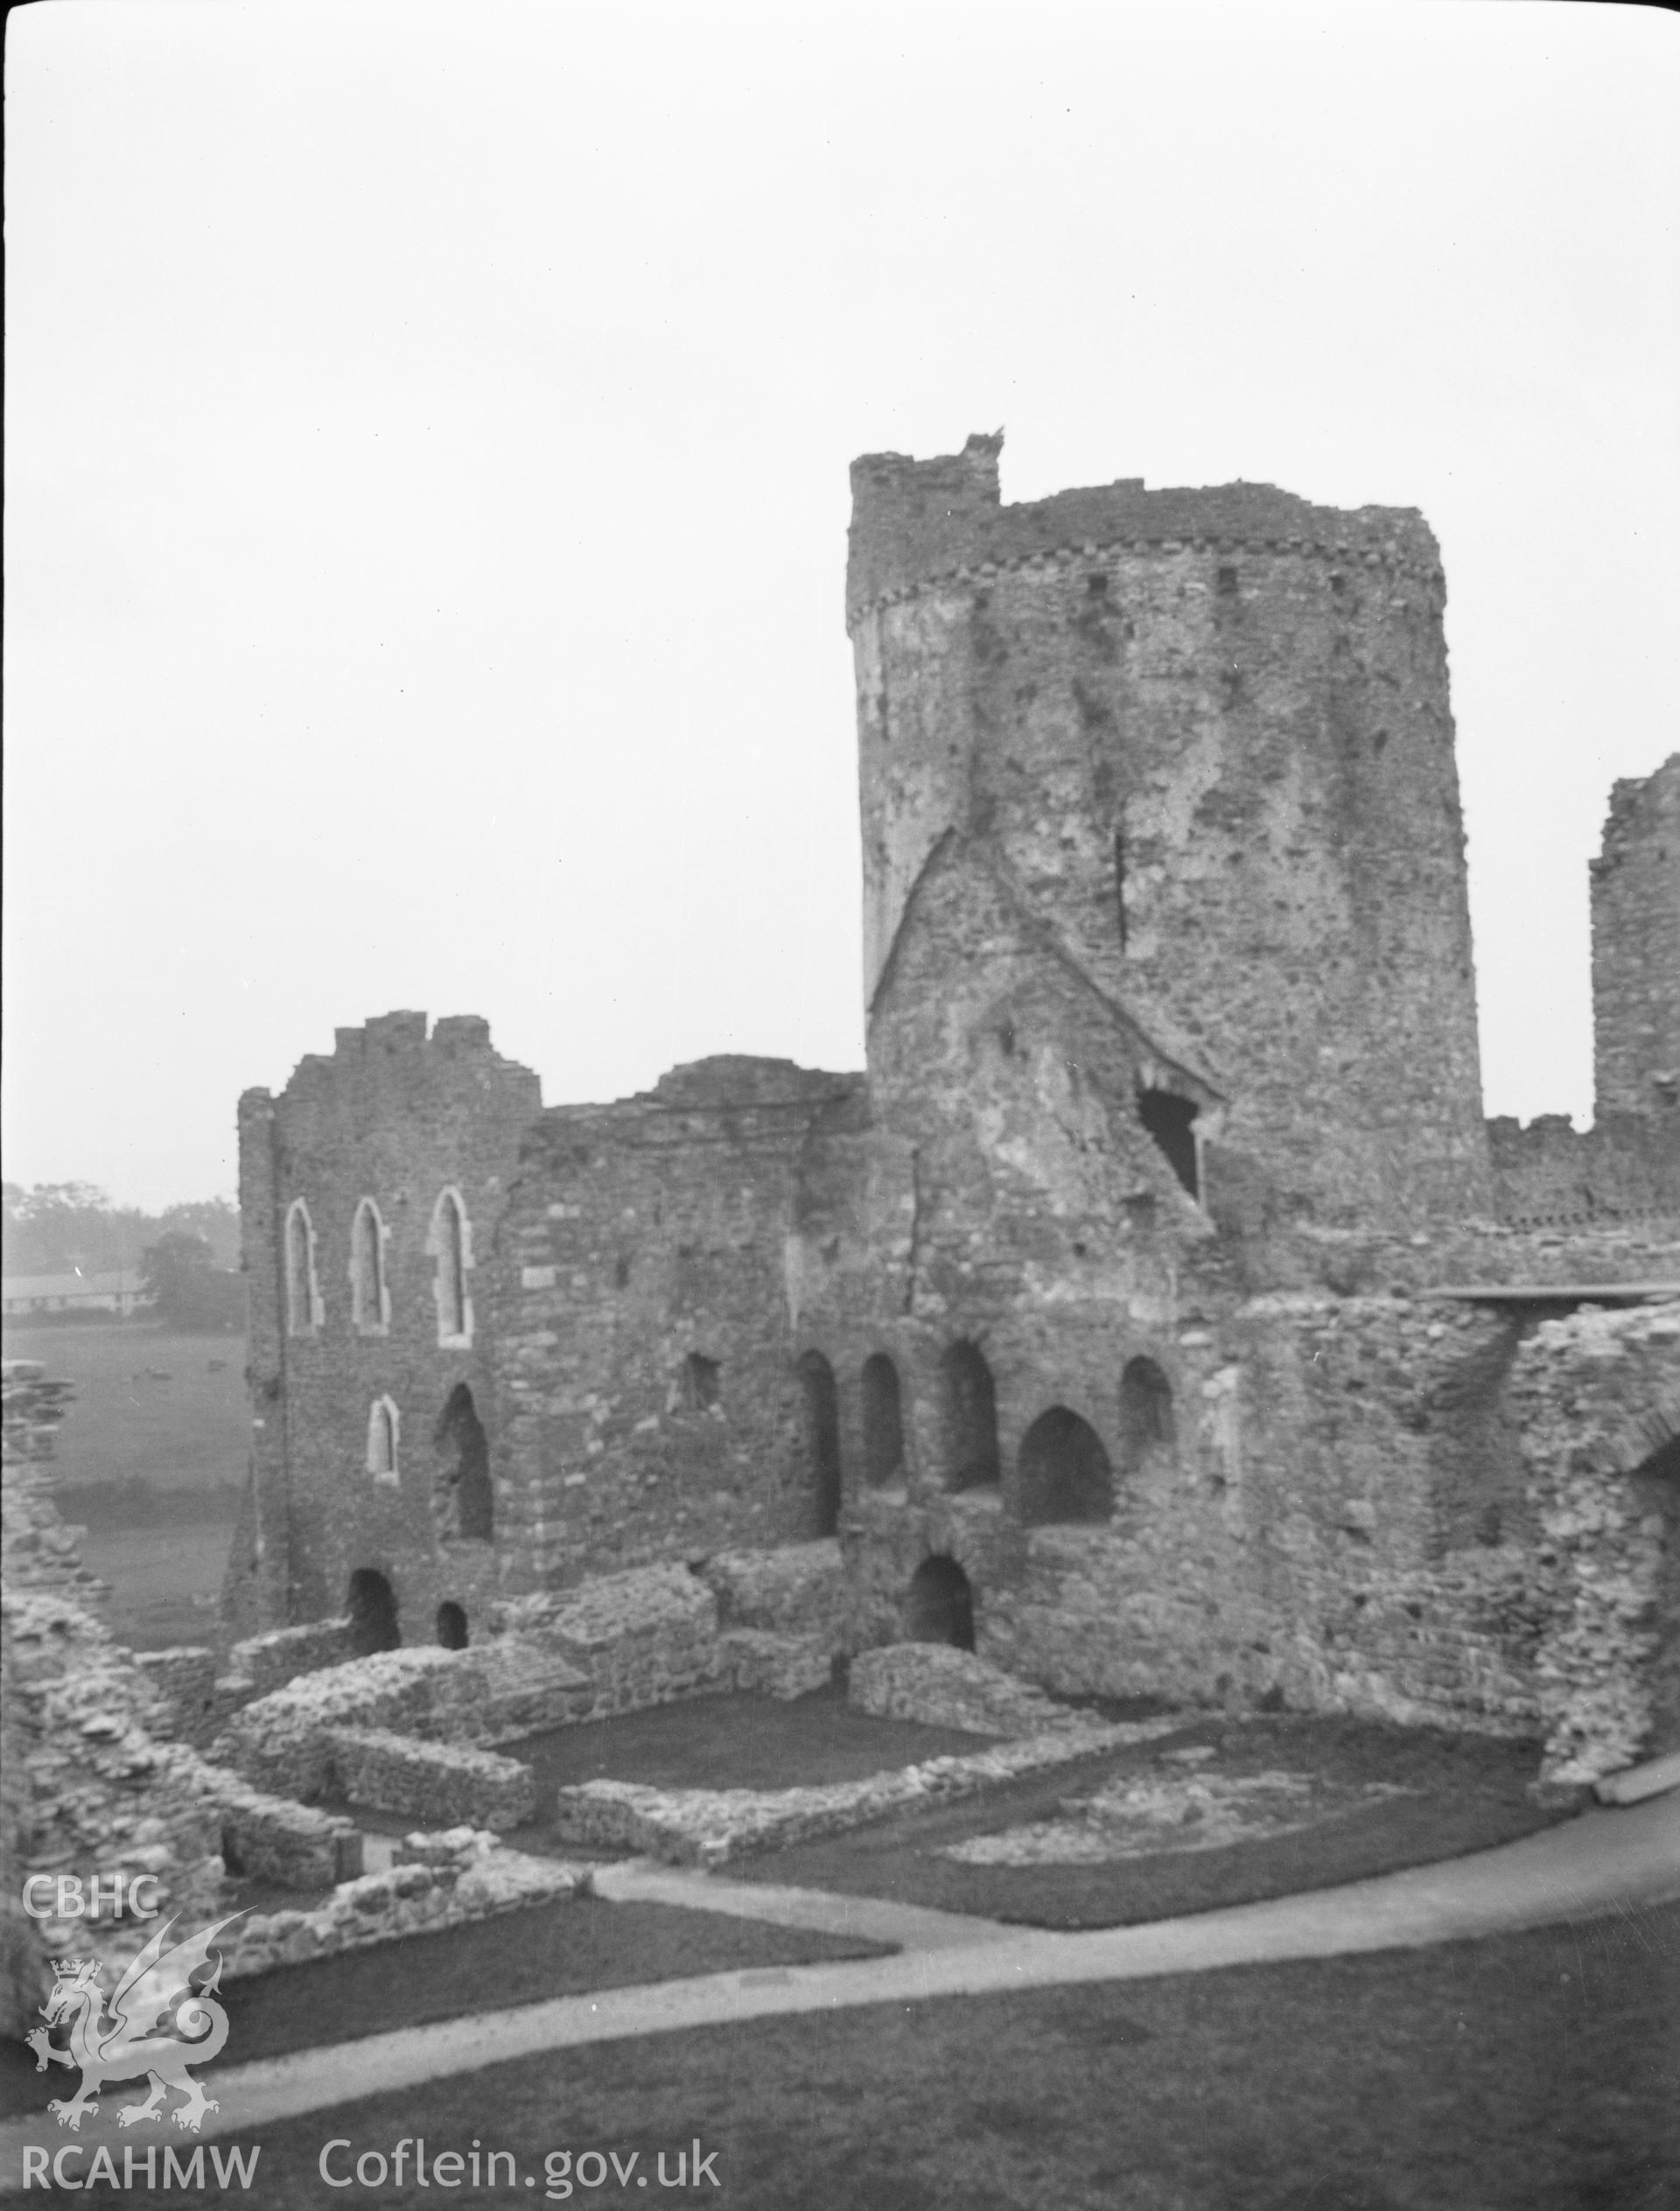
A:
862;1353;905;1485
942;1340;1000;1491
436;1600;469;1650
284;1200;318;1336
796;1351;843;1537
1018;1406;1115;1526
905;1555;975;1650
366;1396;400;1482
346;1567;401;1655
434;1382;494;1542
1119;1356;1175;1473
350;1199;388;1333
430;1188;472;1347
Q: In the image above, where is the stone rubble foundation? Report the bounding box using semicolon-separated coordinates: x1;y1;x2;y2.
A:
549;1717;1183;1868
220;1827;590;1981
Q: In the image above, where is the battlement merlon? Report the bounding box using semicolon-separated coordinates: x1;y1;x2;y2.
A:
846;431;1443;618
271;1012;542;1113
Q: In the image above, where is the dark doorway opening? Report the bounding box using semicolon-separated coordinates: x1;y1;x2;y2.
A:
906;1555;976;1650
435;1383;494;1542
1137;1088;1200;1199
797;1351;842;1537
436;1600;469;1650
1018;1406;1115;1525
861;1353;905;1485
683;1352;721;1410
942;1340;1000;1490
346;1567;400;1655
1119;1356;1175;1470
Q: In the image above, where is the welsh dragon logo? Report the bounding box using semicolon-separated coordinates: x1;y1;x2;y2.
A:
26;1912;244;2134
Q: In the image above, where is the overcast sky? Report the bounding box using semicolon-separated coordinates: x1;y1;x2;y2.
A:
5;0;1676;1213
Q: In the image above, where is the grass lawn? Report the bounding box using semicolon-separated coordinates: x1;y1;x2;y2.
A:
186;1901;1680;2208
725;1713;1566;1928
507;1686;1004;1825
1;1323;245;1647
0;1324;248;1497
0;1898;893;2120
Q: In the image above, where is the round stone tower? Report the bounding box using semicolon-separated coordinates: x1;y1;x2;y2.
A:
846;432;1493;1230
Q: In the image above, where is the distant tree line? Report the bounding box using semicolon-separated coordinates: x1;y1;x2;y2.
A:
3;1185;244;1333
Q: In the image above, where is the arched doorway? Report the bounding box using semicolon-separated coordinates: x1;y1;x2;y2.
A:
942;1340;1000;1490
436;1600;469;1650
861;1353;905;1485
797;1351;842;1536
1119;1356;1174;1472
434;1384;494;1542
1018;1407;1115;1525
905;1555;976;1650
346;1567;400;1655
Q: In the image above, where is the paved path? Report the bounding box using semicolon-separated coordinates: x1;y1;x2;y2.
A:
3;1793;1675;2183
589;1857;1021;1950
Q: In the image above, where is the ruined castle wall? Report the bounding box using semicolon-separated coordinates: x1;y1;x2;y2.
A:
848;436;1491;1235
239;1012;542;1643
847;1296;1558;1733
1592;753;1680;1121
1487;1111;1680;1227
489;1060;870;1584
1506;1303;1680;1781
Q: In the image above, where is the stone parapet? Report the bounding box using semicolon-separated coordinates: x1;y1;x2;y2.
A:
324;1725;536;1830
845;434;1442;622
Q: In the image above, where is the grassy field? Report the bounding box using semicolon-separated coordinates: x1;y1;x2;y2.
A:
2;1321;246;1646
168;1902;1680;2208
0;1898;893;2120
508;1685;1004;1816
496;1696;1565;1927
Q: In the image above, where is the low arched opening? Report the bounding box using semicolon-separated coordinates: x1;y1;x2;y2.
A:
436;1600;469;1650
1018;1406;1115;1526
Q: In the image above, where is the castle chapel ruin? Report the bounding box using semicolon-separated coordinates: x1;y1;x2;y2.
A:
233;436;1680;1782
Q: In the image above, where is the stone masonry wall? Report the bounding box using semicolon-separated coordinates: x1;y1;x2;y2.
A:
239;1011;542;1647
490;1060;868;1584
1592;753;1680;1122
849;434;1492;1241
1505;1302;1680;1782
1488;1112;1680;1228
844;1296;1539;1734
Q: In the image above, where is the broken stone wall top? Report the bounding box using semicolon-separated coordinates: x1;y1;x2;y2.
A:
847;430;1441;616
1592;752;1680;1122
